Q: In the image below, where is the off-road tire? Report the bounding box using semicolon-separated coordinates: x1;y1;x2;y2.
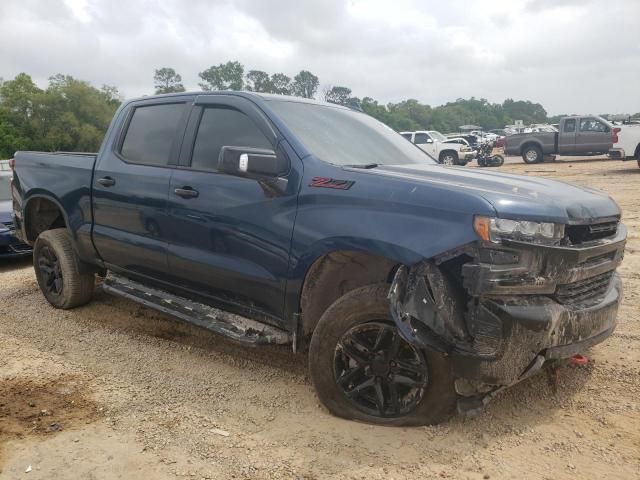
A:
33;229;95;309
522;145;543;164
308;284;457;426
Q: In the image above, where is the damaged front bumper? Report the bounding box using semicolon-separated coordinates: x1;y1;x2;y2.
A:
389;223;626;409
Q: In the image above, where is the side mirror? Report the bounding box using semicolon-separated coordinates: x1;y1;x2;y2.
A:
218;146;289;179
425;138;434;144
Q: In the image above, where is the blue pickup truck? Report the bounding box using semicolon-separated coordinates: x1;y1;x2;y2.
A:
11;92;626;425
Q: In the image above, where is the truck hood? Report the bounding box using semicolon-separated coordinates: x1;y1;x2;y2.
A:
0;200;12;224
372;164;620;224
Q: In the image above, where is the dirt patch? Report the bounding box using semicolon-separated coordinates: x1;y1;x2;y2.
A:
0;375;98;465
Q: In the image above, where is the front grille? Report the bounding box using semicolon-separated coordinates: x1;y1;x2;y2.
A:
566;221;618;245
555;271;614;306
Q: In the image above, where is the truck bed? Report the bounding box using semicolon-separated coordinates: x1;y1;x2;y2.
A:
12;151;98;261
504;132;557;156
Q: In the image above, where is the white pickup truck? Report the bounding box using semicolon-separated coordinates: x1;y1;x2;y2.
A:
609;124;640;168
400;130;476;166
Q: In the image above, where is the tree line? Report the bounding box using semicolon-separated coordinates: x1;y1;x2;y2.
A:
3;62;637;158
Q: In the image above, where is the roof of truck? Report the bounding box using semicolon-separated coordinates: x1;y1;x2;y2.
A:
126;90;351;110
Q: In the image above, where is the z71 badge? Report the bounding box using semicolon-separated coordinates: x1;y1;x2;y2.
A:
309;177;355;190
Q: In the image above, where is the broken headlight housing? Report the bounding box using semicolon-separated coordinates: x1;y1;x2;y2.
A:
474;216;565;245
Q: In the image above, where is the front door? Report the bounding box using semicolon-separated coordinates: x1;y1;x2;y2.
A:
165;96;299;326
576;117;611;153
414;132;437;157
92;99;191;279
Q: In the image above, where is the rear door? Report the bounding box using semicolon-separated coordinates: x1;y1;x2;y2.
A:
164;95;299;326
557;118;577;154
576;117;612;153
92;98;192;279
414;132;437;157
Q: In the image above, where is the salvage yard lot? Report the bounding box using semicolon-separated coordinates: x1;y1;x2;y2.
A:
1;156;638;480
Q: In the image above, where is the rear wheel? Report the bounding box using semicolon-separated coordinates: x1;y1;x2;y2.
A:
491;154;505;167
33;229;95;309
439;151;458;166
522;145;542;164
308;284;457;426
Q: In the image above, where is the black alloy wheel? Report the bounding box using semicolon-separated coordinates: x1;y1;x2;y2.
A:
38;245;64;299
333;321;428;417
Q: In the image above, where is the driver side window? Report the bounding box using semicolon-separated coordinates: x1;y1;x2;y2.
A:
413;133;431;144
190;107;272;171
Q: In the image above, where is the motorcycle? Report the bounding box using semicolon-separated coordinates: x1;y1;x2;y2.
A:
476;140;504;167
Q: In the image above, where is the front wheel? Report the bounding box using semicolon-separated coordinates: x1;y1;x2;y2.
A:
308;284;457;426
33;229;95;309
439;151;458;166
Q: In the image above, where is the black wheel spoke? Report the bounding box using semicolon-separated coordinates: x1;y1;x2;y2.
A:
372;326;390;350
336;366;364;387
333;321;429;418
339;340;370;366
346;377;374;396
395;359;428;376
392;374;427;388
373;377;385;415
389;381;400;414
389;330;402;358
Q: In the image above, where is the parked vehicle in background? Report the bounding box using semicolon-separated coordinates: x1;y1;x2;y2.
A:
505;115;614;164
1;160;32;257
11;91;627;426
476;141;504;167
401;130;476;165
489;129;508;136
446;133;480;150
608;124;640;168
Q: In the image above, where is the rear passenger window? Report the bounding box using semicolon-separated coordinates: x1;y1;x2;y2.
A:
120;103;186;166
191;107;272;171
564;119;576;133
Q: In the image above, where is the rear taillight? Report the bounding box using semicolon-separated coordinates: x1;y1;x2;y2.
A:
612;127;621;144
8;158;15;170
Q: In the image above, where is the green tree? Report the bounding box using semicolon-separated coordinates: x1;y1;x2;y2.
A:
198;61;244;91
0;73;121;155
323;85;352;105
245;70;272;92
292;70;319;98
269;73;292;95
154;67;186;94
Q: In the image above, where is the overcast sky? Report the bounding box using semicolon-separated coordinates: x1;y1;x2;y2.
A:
1;0;638;115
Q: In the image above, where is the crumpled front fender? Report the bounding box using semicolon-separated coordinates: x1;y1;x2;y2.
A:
388;261;469;353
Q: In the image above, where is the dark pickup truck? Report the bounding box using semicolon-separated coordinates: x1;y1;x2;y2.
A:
11;92;626;425
505;116;614;163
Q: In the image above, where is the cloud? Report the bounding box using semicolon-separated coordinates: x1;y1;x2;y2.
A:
0;0;638;115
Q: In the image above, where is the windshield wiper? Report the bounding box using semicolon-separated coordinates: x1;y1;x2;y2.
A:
344;163;380;169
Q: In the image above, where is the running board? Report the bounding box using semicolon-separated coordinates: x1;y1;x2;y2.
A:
102;273;291;346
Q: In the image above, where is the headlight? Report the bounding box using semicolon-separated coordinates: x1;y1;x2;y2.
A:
474;216;564;245
459;145;470;152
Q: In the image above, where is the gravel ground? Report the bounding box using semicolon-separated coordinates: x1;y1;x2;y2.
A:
1;155;638;479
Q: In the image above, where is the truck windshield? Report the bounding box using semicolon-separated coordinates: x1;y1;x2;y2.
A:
427;131;447;142
0;176;11;201
267;100;436;166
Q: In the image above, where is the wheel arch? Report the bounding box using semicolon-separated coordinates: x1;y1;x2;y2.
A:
520;141;542;155
438;149;459;160
23;193;70;244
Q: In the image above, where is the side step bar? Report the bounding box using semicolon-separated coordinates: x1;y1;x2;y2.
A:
102;273;291;346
